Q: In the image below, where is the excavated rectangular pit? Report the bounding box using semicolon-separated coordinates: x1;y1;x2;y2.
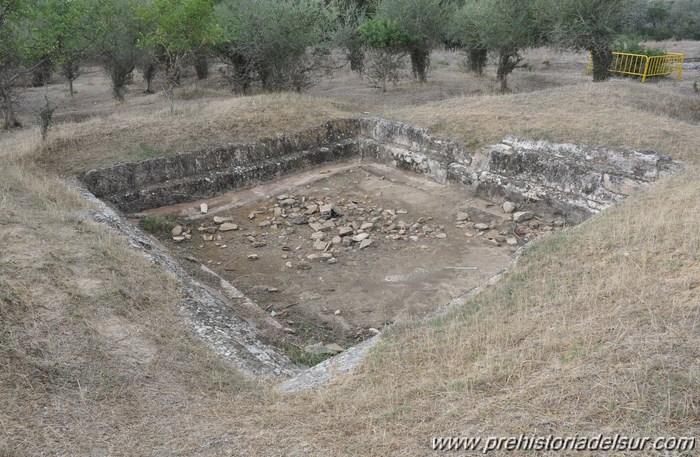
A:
78;118;683;376
136;162;528;363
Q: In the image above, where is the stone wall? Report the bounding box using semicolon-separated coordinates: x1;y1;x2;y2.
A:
80;119;363;213
76;118;684;384
359;117;471;184
80;118;682;223
467;136;683;222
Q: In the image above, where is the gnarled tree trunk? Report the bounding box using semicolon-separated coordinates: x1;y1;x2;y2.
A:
410;47;430;82
1;85;18;129
496;50;521;92
590;47;613;82
467;48;488;75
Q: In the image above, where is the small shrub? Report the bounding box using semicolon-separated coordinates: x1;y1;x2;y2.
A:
610;35;668;80
611;35;665;57
359;18;415;92
280;342;335;368
38;96;56;141
139;216;176;236
365;48;405;92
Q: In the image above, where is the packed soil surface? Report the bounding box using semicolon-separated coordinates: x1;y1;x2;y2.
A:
141;163;565;364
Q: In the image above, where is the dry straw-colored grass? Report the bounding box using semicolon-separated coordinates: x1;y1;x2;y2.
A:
390;79;699;160
1;51;699;455
32;91;359;176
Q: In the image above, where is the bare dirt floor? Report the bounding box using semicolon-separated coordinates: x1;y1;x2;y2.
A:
138;162;565;365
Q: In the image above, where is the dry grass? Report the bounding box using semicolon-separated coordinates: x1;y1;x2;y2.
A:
30;91;359;176
389;79;700;159
309;48;591;112
1;47;699;456
0;131;257;455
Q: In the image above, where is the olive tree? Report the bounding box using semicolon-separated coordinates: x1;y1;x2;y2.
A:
373;0;447;82
667;0;700;39
0;0;54;128
216;0;337;93
451;0;538;91
534;0;629;81
34;0;90;97
0;0;26;128
359;18;415;92
81;0;144;101
448;1;488;75
334;1;367;79
137;0;219;112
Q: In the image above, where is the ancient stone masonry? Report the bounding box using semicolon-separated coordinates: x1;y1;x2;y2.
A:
80;119;363;213
80;118;682;222
467;136;684;223
358;117;472;183
76;118;684;387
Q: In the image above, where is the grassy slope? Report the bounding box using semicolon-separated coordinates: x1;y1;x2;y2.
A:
32;91;358;176
1;75;699;455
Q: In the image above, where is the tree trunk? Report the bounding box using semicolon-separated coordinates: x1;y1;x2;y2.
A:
163;83;175;114
496;52;510;92
31;57;53;87
590;47;612;82
349;48;364;80
468;48;488;75
410;48;430;83
499;76;508;92
61;60;80;97
496;50;521;93
1;90;18;129
2;107;16;129
142;61;156;94
194;54;209;80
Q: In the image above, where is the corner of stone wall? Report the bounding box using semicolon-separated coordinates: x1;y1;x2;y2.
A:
470;136;684;222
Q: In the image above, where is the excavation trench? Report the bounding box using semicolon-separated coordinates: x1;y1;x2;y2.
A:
77;118;683;390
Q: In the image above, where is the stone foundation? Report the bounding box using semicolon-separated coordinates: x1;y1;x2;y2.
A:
80;118;683;223
76;118;684;386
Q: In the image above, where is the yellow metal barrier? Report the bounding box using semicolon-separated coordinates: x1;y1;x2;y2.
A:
586;52;684;82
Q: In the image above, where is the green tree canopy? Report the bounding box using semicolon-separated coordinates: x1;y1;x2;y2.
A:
31;0;91;95
1;0;56;127
373;0;447;81
78;0;145;100
137;0;220;111
534;0;629;81
216;0;337;92
451;0;538;91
